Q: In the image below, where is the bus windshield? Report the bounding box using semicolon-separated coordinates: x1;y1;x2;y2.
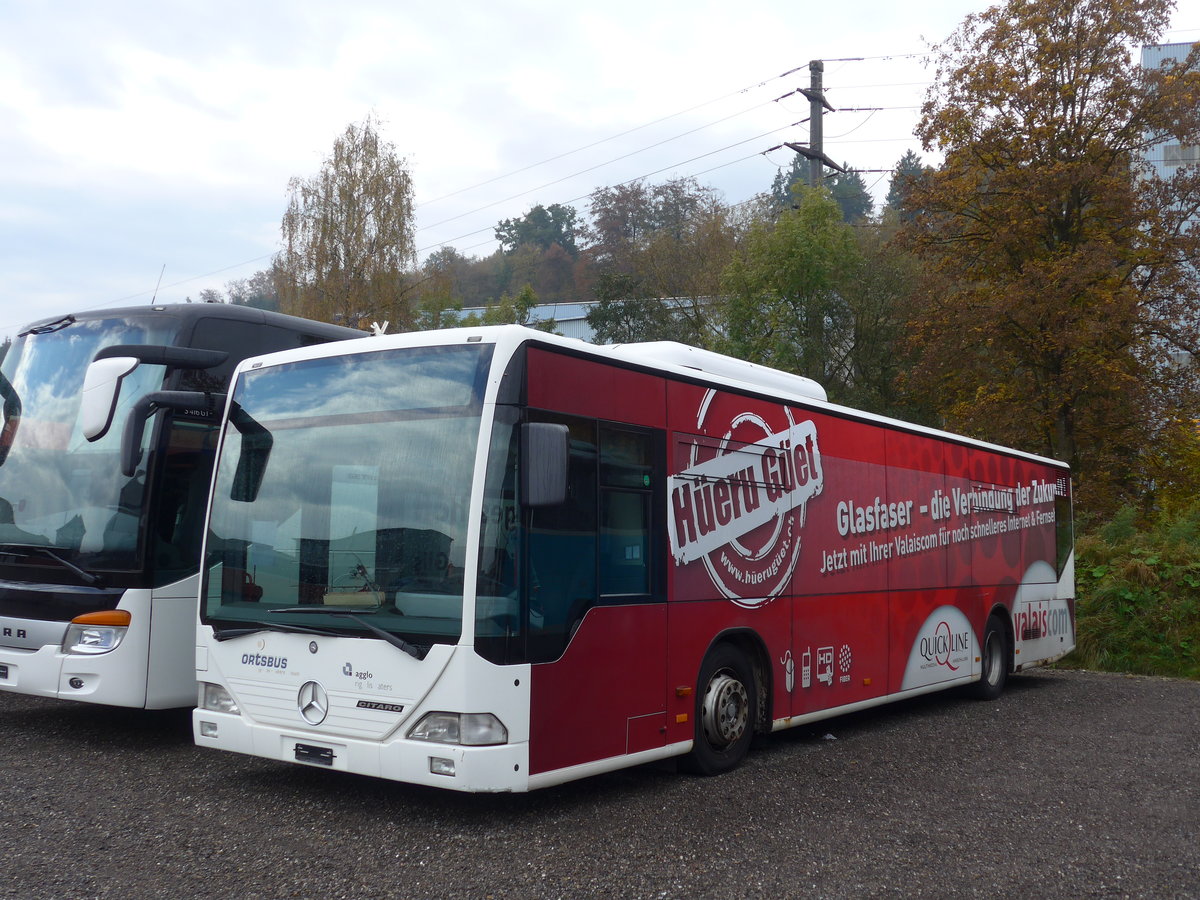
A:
0;315;178;574
202;343;493;649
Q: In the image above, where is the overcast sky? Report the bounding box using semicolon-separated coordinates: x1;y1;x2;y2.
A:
1;0;1195;337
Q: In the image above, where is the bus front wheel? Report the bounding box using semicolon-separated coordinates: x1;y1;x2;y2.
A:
682;644;757;776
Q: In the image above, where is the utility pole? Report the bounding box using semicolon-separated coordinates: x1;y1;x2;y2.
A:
785;59;844;186
806;60;827;187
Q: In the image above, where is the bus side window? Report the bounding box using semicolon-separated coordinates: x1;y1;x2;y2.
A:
599;425;653;598
525;415;597;663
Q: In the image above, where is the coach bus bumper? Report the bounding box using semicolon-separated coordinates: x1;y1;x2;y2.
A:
193;707;531;792
0;639;154;707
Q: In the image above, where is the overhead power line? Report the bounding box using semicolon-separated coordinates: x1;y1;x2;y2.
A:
417;63;814;210
37;53;940;322
417;117;811;235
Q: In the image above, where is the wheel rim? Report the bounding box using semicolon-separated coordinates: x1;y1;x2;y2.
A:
701;671;749;749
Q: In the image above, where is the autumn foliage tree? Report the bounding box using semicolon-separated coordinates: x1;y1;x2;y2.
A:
902;0;1200;512
276;114;416;328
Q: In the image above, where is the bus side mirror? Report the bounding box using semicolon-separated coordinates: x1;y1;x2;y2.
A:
521;422;569;507
229;402;273;503
84;345;229;443
0;370;22;467
80;356;140;441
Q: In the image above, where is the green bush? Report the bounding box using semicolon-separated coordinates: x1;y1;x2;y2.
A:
1065;504;1200;679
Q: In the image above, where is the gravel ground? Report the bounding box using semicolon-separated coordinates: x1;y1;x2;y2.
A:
0;668;1196;899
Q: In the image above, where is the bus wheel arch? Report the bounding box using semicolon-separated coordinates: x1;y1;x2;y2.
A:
681;631;769;775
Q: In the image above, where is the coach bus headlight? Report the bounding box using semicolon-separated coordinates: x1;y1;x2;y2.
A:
62;610;132;655
200;682;240;715
408;712;508;746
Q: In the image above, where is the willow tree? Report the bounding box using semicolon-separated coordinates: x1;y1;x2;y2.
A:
903;0;1200;512
276;115;416;328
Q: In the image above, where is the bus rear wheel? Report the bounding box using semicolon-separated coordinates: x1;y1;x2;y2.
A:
682;644;757;776
971;614;1009;701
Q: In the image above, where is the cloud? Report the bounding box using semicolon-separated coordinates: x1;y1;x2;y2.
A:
2;0;1189;332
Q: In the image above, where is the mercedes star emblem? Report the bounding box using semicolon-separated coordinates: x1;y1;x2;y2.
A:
297;681;329;725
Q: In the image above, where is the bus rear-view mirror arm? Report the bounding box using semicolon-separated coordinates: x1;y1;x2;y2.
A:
521;422;569;507
121;391;227;478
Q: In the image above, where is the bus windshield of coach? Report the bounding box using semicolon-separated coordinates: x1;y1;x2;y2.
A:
0;315;179;574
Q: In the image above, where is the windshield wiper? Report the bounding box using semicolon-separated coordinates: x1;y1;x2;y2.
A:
212;621;341;641
331;612;426;660
266;606;426;659
0;543;101;585
18;314;75;337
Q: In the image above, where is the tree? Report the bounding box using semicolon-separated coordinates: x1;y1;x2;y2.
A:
582;181;655;271
458;284;557;333
276;114;416;328
634;196;738;345
883;150;930;223
581;177;720;276
771;156;873;222
585;273;677;344
837;226;929;419
719;188;917;410
903;0;1200;512
407;247;472;330
829;168;873;223
720;188;862;390
495;204;579;256
226;268;280;311
769;156;806;210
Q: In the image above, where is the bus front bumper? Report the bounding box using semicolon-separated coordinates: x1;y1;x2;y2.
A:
192;709;531;793
0;643;149;708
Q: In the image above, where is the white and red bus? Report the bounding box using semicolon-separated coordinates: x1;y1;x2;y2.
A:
193;325;1074;790
0;304;361;708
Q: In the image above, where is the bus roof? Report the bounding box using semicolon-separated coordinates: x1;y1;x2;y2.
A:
17;303;364;342
228;324;1071;472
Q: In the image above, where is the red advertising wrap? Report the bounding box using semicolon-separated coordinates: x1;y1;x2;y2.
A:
527;344;1072;776
665;380;1068;712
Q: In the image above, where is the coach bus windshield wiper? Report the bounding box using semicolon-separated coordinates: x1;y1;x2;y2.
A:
17;314;75;337
0;543;101;585
266;606;426;659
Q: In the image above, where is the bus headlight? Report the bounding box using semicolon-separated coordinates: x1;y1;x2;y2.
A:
200;682;240;715
62;610;131;655
408;712;508;746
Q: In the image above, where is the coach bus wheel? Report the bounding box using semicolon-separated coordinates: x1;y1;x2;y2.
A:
972;615;1009;701
682;644;757;776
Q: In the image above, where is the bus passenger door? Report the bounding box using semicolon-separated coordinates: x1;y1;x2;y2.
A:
524;416;668;776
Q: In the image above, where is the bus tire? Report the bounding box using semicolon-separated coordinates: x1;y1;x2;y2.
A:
681;643;757;776
971;614;1009;701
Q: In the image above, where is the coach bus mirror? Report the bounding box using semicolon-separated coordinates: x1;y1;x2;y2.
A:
80;356;140;442
521;422;569;507
229;403;273;503
0;370;21;467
